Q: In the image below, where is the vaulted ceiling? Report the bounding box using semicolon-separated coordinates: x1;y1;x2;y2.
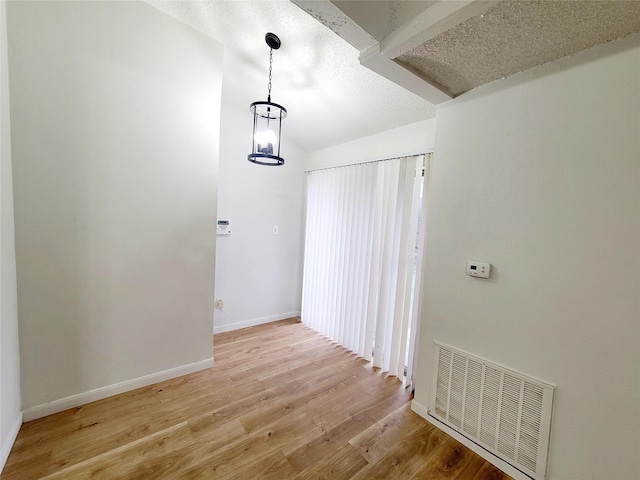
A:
148;0;640;151
147;0;436;152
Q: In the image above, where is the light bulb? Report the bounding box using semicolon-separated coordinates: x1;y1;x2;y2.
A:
255;129;278;155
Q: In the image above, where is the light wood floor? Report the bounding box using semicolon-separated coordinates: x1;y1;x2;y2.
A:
2;318;511;479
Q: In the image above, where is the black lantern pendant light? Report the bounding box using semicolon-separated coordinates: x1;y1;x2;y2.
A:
248;33;287;166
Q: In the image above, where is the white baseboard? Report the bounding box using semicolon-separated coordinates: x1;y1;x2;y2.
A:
0;412;23;474
22;358;214;422
411;400;531;480
213;311;300;334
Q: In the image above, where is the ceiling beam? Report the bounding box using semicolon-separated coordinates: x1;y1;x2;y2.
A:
290;0;376;51
359;45;452;104
380;0;500;59
292;0;497;104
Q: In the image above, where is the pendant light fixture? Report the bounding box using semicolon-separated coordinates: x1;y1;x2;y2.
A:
248;33;287;166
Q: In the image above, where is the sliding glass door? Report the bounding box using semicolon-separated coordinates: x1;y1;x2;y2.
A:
301;154;431;385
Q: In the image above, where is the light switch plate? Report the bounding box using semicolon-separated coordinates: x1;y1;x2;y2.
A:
466;261;491;279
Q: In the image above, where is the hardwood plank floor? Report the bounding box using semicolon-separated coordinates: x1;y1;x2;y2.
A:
2;319;512;479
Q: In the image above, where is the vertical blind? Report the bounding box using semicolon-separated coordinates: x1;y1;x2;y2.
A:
301;154;431;379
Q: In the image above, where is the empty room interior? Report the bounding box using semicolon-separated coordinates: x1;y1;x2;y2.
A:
1;1;639;479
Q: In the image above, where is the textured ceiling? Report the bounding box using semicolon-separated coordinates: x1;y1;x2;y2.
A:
294;0;640;103
397;0;640;97
146;0;436;152
146;0;640;151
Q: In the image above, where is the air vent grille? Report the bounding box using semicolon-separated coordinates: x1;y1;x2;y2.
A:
429;343;554;480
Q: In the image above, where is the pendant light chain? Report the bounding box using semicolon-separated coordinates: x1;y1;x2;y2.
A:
267;47;273;102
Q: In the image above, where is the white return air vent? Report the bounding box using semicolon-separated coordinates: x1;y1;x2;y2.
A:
430;342;554;480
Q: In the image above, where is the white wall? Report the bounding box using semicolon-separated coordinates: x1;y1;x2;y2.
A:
0;0;22;472
305;118;435;170
7;1;223;418
213;101;305;333
414;34;640;480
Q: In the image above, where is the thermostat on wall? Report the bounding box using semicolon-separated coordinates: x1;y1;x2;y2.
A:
216;219;232;235
466;261;490;279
